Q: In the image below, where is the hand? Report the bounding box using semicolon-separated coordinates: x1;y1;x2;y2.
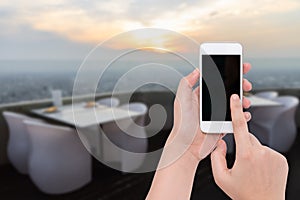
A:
168;63;253;162
211;94;289;200
147;64;253;200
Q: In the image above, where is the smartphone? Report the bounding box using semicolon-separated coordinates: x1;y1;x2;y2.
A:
200;43;243;133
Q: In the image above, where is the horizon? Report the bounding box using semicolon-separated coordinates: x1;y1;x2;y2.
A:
0;57;299;72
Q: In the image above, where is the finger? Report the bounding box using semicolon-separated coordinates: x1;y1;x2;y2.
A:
211;140;230;186
193;86;200;96
244;111;251;122
185;68;200;88
249;133;261;147
242;97;251;109
243;63;251;74
243;79;252;92
176;69;199;100
231;94;251;151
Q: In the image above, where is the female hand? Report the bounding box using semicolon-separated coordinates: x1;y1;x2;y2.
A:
211;94;289;200
147;64;253;200
168;63;252;162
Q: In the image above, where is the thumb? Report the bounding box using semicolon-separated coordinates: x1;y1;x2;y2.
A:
211;140;230;186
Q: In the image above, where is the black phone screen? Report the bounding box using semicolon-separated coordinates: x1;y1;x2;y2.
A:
202;55;241;121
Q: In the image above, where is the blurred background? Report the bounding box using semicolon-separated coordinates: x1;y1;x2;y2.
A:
0;0;299;199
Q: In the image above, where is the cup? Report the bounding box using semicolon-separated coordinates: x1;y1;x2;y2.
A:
51;90;62;107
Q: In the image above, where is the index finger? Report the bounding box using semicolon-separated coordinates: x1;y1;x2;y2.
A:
230;94;251;151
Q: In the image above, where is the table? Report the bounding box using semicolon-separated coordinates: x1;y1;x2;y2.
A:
32;103;144;158
32;103;142;128
247;96;282;107
225;96;282;153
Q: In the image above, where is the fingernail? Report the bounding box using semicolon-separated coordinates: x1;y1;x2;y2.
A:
192;69;199;75
246;112;251;120
245;112;250;119
232;94;239;101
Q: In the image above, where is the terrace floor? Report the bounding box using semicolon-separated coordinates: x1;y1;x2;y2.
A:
0;129;299;200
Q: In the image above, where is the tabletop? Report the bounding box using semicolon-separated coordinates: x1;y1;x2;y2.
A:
31;103;143;128
247;96;282;107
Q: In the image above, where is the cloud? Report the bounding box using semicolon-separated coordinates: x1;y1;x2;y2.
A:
3;0;300;37
0;0;300;58
0;25;93;60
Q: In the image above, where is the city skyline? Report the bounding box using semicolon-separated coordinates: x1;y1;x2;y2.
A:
0;0;300;60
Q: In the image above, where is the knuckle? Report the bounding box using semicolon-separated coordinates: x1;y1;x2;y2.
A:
214;174;226;188
234;118;246;128
285;161;289;172
239;150;252;160
259;148;266;156
268;148;289;172
280;155;288;167
234;104;242;111
214;176;222;187
278;155;289;173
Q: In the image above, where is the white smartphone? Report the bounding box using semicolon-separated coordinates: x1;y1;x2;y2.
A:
200;43;243;133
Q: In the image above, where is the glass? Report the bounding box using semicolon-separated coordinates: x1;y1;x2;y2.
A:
51;90;62;107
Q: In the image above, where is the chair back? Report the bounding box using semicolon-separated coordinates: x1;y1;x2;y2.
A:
24;120;84;162
102;102;148;172
249;104;286;128
255;91;278;99
97;97;120;107
276;96;299;109
271;96;299;152
24;120;91;194
3;111;31;174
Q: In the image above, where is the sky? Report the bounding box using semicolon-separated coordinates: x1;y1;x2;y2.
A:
0;0;300;60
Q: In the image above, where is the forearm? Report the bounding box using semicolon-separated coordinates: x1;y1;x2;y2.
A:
146;146;199;200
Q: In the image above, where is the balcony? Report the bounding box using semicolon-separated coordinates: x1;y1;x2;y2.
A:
0;88;299;199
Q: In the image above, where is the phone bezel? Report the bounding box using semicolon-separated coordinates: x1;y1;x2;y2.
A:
199;42;243;133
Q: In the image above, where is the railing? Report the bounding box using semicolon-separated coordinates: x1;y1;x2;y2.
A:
0;88;299;165
0;91;175;165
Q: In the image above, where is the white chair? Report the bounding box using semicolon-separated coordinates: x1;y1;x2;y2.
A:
249;96;299;152
255;91;278;99
3;111;41;174
83;97;120;160
97;97;120;107
24;120;92;194
102;102;148;172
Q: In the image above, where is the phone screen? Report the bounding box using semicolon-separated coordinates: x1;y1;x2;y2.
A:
202;55;240;121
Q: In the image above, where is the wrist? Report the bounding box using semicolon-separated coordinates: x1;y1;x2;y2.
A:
174;149;200;171
161;130;200;171
147;144;199;200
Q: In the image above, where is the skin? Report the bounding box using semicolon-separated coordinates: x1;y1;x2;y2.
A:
147;63;259;200
211;94;289;200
